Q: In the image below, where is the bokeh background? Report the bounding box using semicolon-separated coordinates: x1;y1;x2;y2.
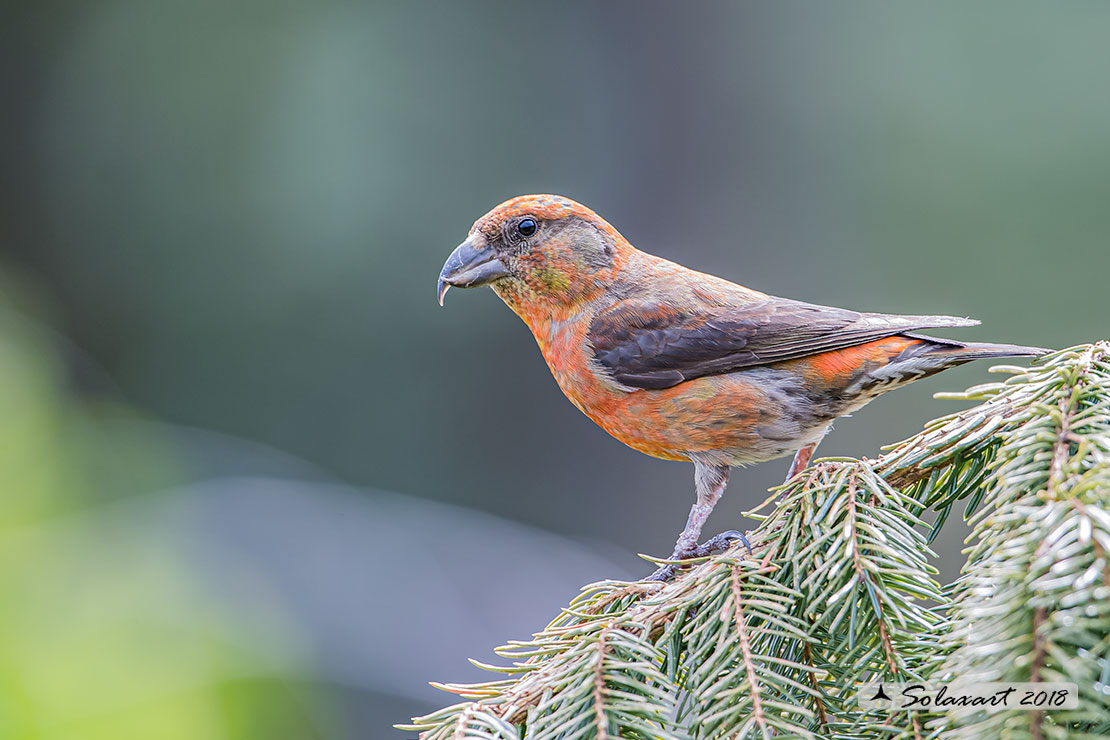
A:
2;2;1108;737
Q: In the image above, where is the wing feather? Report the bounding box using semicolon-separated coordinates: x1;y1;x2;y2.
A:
589;297;978;390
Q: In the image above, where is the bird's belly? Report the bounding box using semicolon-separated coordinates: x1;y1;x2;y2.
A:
535;317;854;467
557;367;834;466
536;314;935;468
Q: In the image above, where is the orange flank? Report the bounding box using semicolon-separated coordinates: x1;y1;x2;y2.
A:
794;337;925;387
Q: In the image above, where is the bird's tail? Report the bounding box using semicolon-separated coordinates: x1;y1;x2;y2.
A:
910;335;1051;364
850;335;1048;396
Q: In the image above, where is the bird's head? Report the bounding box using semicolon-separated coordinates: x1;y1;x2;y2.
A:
437;195;630;316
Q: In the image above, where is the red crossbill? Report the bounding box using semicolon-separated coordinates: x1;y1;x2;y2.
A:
438;194;1046;579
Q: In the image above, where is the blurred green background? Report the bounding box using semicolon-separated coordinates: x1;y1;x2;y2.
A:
2;2;1108;737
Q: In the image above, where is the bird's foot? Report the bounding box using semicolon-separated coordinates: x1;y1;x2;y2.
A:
644;530;752;582
689;529;752;558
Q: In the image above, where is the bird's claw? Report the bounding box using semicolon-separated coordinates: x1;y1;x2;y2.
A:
689;530;752;558
644;530;753;582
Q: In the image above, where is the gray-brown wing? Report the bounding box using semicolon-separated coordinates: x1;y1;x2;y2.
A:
588;297;978;390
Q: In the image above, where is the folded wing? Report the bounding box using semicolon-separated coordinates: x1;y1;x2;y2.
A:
589;297;978;390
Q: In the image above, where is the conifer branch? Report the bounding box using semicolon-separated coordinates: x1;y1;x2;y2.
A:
399;343;1110;740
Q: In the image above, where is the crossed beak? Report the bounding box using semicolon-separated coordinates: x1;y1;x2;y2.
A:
437;233;510;306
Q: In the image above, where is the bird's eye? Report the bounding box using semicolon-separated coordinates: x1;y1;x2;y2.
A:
516;217;538;238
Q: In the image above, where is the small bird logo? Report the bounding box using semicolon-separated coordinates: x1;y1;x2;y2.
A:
438;194;1047;579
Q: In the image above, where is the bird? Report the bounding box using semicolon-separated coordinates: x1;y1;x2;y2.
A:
437;194;1046;580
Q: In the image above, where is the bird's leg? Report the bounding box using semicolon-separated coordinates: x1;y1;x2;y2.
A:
673;442;820;574
784;442;818;482
646;461;734;581
646;443;824;581
684;442;819;565
671;461;729;558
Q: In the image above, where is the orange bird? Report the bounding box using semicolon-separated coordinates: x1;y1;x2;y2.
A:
437;195;1045;579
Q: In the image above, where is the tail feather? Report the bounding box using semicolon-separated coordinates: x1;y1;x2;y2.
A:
954;341;1051;360
908;334;1051;362
858;335;1050;394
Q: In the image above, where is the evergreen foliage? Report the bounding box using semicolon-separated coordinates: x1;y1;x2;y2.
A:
400;343;1110;740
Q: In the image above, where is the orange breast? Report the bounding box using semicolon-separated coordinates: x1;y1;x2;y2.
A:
515;304;927;464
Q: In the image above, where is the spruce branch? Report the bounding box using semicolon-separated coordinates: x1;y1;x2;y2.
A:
931;343;1110;740
399;343;1110;740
